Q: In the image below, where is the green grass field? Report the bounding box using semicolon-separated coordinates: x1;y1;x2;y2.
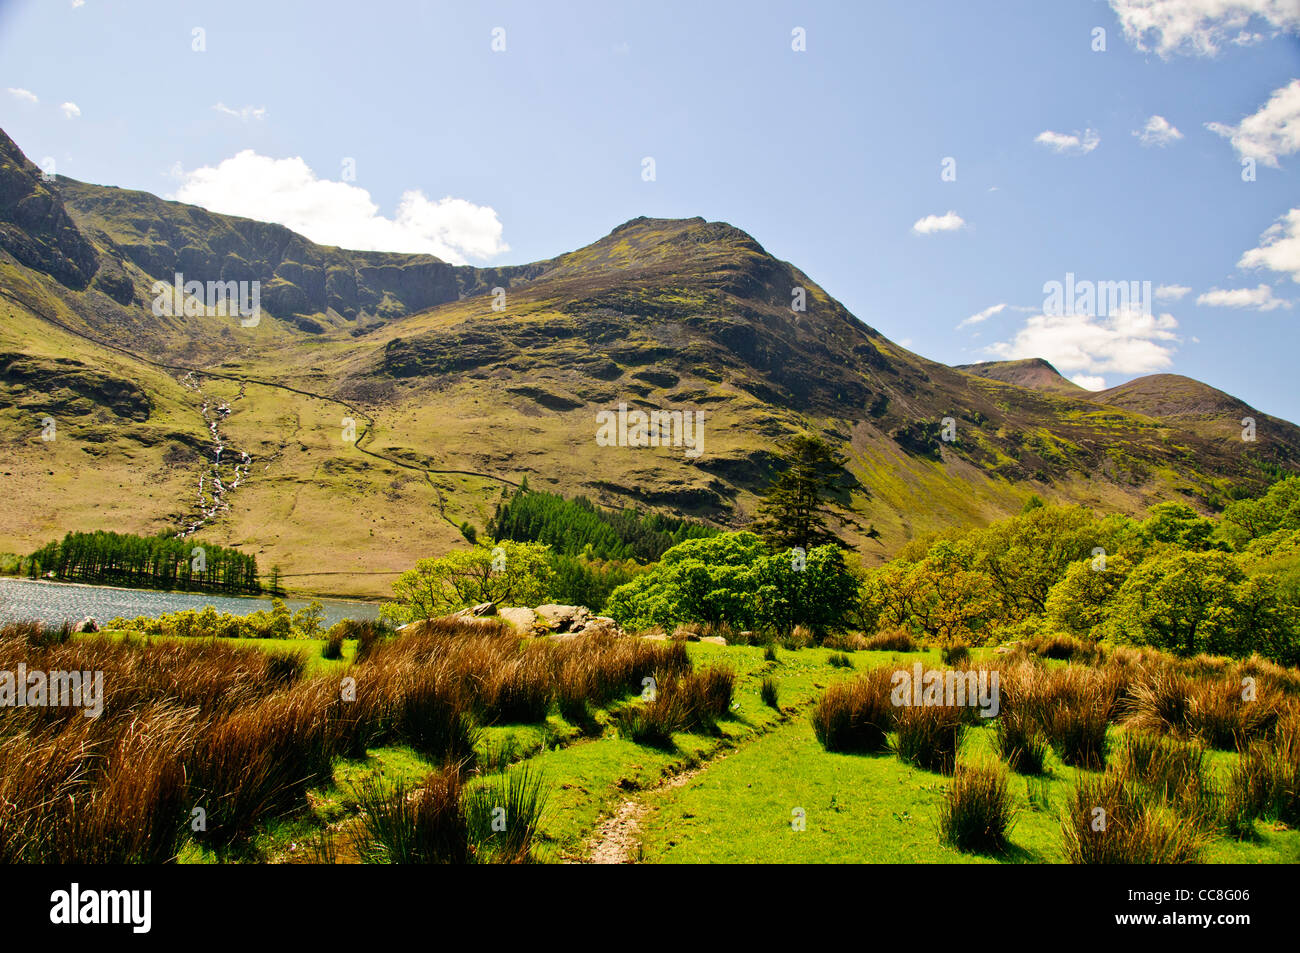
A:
180;637;1299;864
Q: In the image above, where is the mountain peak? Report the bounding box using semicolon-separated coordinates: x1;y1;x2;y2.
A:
957;358;1084;396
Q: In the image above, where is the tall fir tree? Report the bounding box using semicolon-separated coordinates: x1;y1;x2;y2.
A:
753;434;857;551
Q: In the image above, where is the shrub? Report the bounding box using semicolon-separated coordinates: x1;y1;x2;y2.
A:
323;630;344;660
994;705;1048;775
940;643;970;666
760;676;780;710
828;652;854;669
618;665;735;746
1124;669;1195;737
352;767;470;864
786;624;816;650
1186;677;1278;750
1043;687;1109;769
1061;773;1207;864
1028;632;1101;664
811;667;895;753
463;764;550;863
397;676;480;765
349;619;396;661
1226;712;1300;828
479;655;553;724
264;649;305;687
893;702;966;774
863;627;918;652
1116;731;1214;823
187;682;337;850
763;644;778;663
939;760;1014;853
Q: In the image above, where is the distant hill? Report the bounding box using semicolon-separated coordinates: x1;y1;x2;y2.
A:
1;126;1297;596
958;358;1086;396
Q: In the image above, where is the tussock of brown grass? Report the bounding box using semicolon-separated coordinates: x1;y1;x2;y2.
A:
1061;772;1208;864
0;616;691;859
811;666;896;753
862;628;918;652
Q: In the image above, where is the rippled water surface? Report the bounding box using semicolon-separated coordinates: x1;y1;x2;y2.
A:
0;577;379;628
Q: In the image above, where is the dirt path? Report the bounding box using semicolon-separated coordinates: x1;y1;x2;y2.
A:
584;754;726;864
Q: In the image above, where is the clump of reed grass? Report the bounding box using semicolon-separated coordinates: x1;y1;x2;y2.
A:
1060;772;1208;864
939;759;1015;853
810;666;895;753
862;628;918;652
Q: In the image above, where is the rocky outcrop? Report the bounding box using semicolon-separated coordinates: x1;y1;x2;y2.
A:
0;129;98;289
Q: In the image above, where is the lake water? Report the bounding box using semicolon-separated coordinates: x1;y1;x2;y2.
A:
0;577;379;628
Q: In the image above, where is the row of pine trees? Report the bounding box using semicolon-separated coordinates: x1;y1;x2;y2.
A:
486;480;715;562
28;531;259;594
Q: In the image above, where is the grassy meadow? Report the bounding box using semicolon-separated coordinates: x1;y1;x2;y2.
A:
2;618;1296;865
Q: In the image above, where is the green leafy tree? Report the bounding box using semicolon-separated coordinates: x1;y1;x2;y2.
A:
380;539;553;625
753;544;859;639
967;504;1104;620
1231;574;1300;665
606;532;859;636
1141;501;1218;551
1106;550;1244;656
291;600;325;639
1045;553;1133;638
1220;476;1300;547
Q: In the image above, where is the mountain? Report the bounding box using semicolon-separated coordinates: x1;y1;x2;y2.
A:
1;127;1297;596
957;358;1085;396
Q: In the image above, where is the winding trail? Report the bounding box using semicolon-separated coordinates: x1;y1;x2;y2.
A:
586;757;723;864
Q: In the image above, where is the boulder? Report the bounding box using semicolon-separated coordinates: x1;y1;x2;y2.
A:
570;616;623;638
699;635;727;646
497;606;538;633
534;604;592;632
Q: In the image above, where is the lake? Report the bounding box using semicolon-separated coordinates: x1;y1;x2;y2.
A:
0;577;380;628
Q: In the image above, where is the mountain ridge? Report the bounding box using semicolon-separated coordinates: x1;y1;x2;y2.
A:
1;126;1297;595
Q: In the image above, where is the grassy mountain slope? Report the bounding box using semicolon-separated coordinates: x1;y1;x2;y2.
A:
1;126;1298;596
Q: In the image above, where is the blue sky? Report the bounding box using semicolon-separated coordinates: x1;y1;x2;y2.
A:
2;0;1298;419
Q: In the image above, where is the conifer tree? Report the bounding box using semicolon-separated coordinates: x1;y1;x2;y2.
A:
752;434;855;551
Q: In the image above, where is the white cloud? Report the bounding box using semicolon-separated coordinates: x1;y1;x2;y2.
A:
1155;283;1191;300
1196;283;1291;310
1206;79;1300;167
213;102;267;122
1109;0;1300;57
1034;128;1101;155
1135;114;1184;146
171;150;509;264
71;0;85;7
1072;374;1108;390
1238;207;1300;282
59;101;80;119
912;210;966;235
6;87;38;104
987;308;1180;376
957;303;1006;329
